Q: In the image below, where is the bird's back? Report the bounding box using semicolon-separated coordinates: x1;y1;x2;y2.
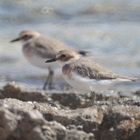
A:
33;35;69;59
63;57;137;81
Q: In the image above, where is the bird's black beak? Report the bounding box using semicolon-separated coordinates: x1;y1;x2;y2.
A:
10;37;21;43
45;58;57;63
78;50;89;56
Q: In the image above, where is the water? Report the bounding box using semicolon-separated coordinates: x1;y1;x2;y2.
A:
0;0;140;91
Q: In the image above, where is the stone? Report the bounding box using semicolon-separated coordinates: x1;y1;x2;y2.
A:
0;83;140;140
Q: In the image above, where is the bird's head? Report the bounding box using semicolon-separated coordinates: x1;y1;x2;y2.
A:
46;50;80;64
10;30;40;44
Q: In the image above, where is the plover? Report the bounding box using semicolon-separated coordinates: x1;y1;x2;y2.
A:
46;50;137;93
10;30;87;90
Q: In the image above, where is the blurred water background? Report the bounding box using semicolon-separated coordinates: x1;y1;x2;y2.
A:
0;0;140;92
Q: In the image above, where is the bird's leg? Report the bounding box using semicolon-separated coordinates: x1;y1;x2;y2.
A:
43;75;49;90
48;69;54;90
90;91;97;104
43;67;54;90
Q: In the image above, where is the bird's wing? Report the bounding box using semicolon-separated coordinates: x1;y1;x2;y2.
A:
34;36;89;58
66;58;136;81
33;36;68;59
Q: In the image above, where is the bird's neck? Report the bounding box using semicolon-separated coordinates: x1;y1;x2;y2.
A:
22;39;31;46
60;57;79;67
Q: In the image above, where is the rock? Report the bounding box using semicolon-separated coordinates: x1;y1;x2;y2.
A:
0;108;18;140
65;130;94;140
1;83;48;102
0;83;140;140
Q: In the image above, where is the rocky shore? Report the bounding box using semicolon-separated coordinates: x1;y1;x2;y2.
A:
0;83;140;140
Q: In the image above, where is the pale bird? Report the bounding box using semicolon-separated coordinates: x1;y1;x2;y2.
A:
46;50;137;93
10;30;87;90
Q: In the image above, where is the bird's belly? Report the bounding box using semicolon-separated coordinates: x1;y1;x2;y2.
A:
64;76;91;93
23;50;58;69
63;73;113;93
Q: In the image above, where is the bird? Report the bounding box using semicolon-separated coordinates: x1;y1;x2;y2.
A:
45;49;137;93
10;30;88;90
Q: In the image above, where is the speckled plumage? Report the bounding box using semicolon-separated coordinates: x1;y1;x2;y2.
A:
62;57;136;81
46;50;137;92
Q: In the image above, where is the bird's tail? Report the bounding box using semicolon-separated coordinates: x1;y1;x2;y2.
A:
117;75;138;82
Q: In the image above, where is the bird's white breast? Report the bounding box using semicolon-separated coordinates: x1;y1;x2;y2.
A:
63;72;115;93
22;44;58;69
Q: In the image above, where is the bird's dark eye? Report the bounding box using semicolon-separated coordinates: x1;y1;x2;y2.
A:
24;35;29;38
61;54;66;58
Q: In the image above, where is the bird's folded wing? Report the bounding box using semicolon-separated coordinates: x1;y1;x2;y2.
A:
34;36;68;59
35;36;90;58
69;58;136;81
